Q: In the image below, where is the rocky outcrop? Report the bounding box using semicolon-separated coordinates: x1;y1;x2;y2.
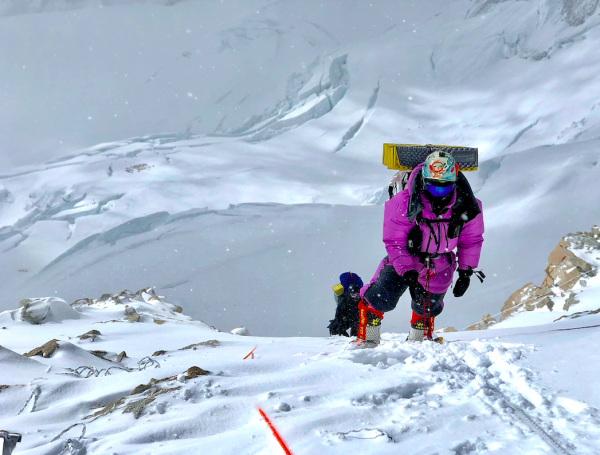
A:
24;339;60;358
541;237;596;291
179;340;219;350
466;314;497;331
554;307;600;322
77;330;101;342
185;366;210;379
90;350;109;360
86;366;208;421
499;283;551;321
68;288;186;326
71;298;94;307
471;225;599;330
19;298;80;324
230;326;250;336
124;306;141;323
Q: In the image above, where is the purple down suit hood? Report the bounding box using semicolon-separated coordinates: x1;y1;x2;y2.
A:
368;163;484;294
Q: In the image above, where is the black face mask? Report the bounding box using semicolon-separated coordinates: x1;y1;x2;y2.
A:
423;189;454;215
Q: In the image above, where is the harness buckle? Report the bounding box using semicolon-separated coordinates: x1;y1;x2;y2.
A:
424;256;436;276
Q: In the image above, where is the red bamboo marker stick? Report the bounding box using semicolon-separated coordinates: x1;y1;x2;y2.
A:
243;346;257;359
258;407;293;455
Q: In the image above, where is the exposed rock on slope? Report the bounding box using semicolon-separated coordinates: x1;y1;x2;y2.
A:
468;225;599;330
85;366;209;421
70;287;191;325
231;326;250;336
5;298;81;325
24;339;60;358
466;314;497;331
77;330;101;342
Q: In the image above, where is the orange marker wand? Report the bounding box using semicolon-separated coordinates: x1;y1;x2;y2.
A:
258;407;293;455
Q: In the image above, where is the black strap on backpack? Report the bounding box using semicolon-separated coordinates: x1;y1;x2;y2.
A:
407;212;453;258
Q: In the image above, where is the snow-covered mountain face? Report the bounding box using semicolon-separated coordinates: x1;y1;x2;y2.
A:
1;0;600;336
3;0;600;167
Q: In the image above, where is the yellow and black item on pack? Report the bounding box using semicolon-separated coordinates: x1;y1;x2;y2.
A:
383;143;478;171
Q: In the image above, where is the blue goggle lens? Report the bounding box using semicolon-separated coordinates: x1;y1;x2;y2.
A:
425;184;454;197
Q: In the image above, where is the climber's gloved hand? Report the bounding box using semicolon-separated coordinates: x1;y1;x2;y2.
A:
328;319;349;337
402;270;423;290
453;267;473;298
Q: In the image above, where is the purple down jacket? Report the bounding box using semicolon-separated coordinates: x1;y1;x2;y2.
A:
364;163;484;294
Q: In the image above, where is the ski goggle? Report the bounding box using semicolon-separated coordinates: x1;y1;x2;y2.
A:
350;292;360;298
424;180;455;198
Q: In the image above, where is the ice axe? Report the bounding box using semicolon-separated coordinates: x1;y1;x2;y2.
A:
0;431;22;455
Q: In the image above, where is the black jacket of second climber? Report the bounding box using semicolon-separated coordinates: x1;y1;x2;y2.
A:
328;293;360;337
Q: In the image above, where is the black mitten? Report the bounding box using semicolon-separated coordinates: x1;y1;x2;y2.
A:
328;319;349;337
453;268;473;298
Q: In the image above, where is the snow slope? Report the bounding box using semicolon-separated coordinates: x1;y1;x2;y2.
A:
1;0;600;336
1;136;599;336
1;293;600;454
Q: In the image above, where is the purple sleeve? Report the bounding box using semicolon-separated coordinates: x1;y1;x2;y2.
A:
382;193;416;276
457;199;484;270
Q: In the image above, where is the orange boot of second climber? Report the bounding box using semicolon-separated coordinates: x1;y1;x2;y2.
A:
349;300;384;349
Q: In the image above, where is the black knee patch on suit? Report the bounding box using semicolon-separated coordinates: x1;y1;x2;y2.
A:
410;286;446;317
363;265;408;312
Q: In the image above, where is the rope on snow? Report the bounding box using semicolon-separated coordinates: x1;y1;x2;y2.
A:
58;439;79;455
334;428;392;441
52;422;87;455
137;356;160;370
17;385;40;415
58;365;134;378
480;376;572;455
462;347;572;455
51;422;86;443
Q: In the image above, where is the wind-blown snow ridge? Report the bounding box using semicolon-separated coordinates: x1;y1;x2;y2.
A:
2;0;600;342
1;291;600;454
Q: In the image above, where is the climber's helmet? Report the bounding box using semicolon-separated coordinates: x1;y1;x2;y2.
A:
422;150;458;198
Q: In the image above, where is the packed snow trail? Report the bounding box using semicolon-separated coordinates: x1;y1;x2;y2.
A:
454;345;572;455
1;294;600;454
